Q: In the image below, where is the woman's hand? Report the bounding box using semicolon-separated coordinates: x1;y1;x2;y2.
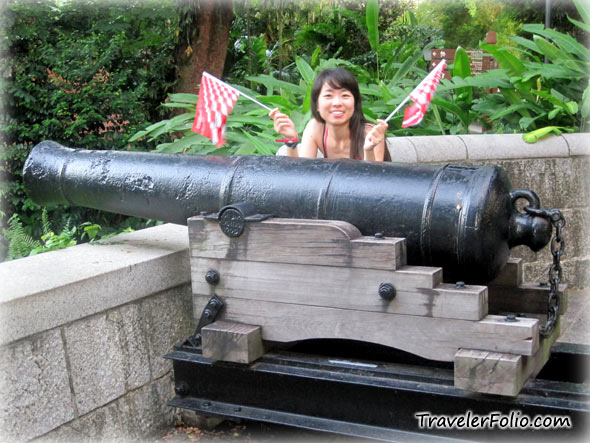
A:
363;119;388;152
269;108;298;140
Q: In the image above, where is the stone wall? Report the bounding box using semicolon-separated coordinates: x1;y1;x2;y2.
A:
0;133;587;442
0;224;192;442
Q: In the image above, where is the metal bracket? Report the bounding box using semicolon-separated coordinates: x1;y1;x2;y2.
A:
203;201;273;237
180;294;224;348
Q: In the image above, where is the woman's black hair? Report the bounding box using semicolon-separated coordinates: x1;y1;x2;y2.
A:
311;68;391;161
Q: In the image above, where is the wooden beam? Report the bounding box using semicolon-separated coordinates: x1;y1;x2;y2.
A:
201;321;264;364
193;296;538;362
455;350;524;396
192;258;484;320
488;283;568;315
488;257;523;287
454;318;560;396
188;217;406;270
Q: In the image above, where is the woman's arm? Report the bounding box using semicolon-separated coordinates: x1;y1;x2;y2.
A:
297;119;322;158
269;108;299;157
269;107;321;158
363;120;388;162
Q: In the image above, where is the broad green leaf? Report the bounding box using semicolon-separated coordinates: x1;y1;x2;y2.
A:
246;75;306;95
521;62;585;79
145;113;194;141
519;116;542;129
129;120;167;142
583;84;590;119
366;0;380;53
359;86;385;97
430;98;471;128
490;103;541;121
302;82;313;114
452;47;472;79
378;81;393;102
568;17;590;32
311;46;321;68
241;131;275;155
156;133;207;153
167;93;199;104
500;88;532;118
162;103;196;111
431;104;446;135
522;24;589;61
389;49;424;87
295;56;315;85
481;44;526;77
289;110;309;134
508;35;541;55
571;0;590;31
226;115;272;127
186;144;224;156
533;35;570;64
234;143;257;155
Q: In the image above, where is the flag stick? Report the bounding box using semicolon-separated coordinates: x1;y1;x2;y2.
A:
384;95;411;123
203;72;273;112
234;88;273;112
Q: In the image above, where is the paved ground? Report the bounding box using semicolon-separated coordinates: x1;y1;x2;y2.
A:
154;288;589;442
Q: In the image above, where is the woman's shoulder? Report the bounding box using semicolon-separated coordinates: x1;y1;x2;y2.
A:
305;118;324;133
302;118;324;142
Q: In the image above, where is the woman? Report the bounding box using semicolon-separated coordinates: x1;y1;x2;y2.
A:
270;68;391;162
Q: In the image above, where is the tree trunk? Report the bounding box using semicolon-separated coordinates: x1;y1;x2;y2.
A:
175;0;234;94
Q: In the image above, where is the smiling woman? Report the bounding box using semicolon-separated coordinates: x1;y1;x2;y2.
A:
269;68;392;162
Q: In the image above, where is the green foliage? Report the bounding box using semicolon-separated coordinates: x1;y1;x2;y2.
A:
2;0;179;149
3;212;42;260
1;0;181;260
480;1;589;135
1;207;142;261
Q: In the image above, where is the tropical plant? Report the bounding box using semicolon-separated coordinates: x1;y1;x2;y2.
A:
130;1;453;153
428;0;589;137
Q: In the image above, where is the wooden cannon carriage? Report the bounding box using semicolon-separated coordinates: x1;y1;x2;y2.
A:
187;213;566;397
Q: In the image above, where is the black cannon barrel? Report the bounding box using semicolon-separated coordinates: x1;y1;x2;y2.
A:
23;141;552;282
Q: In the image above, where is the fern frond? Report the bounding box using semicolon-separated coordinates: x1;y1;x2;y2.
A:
41;207;52;236
3;214;42;260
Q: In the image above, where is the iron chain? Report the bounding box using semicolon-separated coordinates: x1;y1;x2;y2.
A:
524;207;566;336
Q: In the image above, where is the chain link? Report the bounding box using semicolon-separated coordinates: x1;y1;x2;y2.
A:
524;206;566;336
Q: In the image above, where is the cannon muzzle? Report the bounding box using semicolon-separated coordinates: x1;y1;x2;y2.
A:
23;141;552;282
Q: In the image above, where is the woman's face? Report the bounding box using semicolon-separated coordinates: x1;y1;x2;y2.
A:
317;82;355;126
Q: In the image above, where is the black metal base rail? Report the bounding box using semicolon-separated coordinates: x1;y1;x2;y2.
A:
166;341;589;442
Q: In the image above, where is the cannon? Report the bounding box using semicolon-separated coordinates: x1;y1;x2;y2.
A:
23;141;582;434
23;140;552;283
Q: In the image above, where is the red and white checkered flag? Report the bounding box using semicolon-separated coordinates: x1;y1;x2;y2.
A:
402;59;446;128
192;72;240;147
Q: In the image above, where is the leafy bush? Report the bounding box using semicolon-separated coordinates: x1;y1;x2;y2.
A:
432;0;589;136
2;0;179;149
0;0;180;259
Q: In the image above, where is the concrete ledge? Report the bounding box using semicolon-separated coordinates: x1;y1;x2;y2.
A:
408;134;468;163
563;132;590;157
388;133;587;163
0;223;190;346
